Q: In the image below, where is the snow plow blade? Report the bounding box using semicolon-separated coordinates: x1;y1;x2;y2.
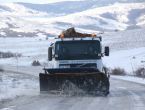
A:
39;68;109;95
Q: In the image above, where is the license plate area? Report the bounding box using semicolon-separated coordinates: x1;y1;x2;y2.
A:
59;65;70;68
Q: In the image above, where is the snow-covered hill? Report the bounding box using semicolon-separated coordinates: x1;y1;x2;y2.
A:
0;3;47;16
0;0;145;37
16;0;145;15
35;2;145;31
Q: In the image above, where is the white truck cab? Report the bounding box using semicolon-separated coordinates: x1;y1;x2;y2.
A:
48;35;109;73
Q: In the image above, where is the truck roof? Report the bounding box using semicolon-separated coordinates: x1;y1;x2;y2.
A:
54;37;102;42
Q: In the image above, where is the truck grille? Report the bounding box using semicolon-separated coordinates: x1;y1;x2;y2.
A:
59;63;97;68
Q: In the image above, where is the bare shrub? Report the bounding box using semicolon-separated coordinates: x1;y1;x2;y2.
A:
46;37;48;40
0;67;3;82
111;67;126;75
0;77;2;82
0;74;2;82
0;67;4;72
17;53;22;57
134;67;145;78
114;29;119;32
0;51;22;58
0;69;4;72
141;61;145;63
32;60;41;66
12;78;18;82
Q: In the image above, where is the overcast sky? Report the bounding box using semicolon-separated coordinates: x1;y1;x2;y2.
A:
0;0;83;3
0;0;55;3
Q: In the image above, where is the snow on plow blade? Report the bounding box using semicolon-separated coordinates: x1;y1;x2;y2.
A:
39;68;109;95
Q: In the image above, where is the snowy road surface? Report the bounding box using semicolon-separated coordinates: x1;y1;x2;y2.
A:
1;66;145;110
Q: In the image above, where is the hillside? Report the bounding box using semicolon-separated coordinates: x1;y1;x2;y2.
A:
102;27;145;51
0;0;145;37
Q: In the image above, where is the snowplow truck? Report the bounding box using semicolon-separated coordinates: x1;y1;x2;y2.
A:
39;27;110;95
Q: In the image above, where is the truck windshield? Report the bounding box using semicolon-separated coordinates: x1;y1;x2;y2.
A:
55;40;101;60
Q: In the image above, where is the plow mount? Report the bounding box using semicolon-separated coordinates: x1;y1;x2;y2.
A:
39;67;110;95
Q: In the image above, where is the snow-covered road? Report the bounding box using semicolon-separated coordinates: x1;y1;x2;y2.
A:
1;78;145;110
1;66;145;110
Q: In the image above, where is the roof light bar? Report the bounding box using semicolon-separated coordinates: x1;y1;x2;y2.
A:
60;34;64;38
92;33;95;37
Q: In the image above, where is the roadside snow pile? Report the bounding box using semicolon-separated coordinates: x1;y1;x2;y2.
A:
0;71;39;102
111;75;145;85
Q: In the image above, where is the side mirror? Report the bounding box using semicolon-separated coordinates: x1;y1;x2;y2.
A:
105;46;109;56
48;47;52;61
99;36;102;42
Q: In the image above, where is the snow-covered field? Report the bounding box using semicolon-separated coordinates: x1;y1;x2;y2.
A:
0;37;54;66
0;27;145;103
0;71;39;102
103;47;145;74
